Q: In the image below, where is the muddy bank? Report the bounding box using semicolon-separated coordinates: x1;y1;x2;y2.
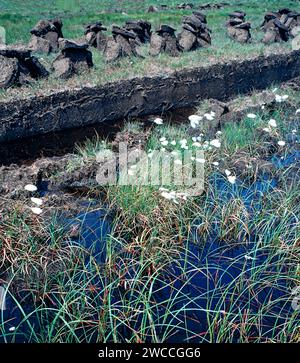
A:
1;50;300;143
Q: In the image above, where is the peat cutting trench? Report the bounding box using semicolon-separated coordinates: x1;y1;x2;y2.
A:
1;49;300;164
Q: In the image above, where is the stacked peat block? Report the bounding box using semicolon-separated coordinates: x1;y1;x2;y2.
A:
124;20;152;44
178;11;211;51
0;45;48;89
176;3;194;10
29;19;63;54
226;11;251;43
103;26;141;62
147;5;159;13
261;8;300;44
149;25;181;56
52;39;93;79
84;22;108;51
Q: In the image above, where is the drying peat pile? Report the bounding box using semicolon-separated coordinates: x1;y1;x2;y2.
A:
178;11;211;51
262;8;300;44
84;22;108;51
226;11;251;43
0;45;48;88
52;39;93;79
124;20;152;44
150;25;181;56
147;2;229;12
29;19;63;54
103;26;142;62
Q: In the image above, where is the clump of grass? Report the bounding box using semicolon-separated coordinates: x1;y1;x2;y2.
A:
75;134;111;161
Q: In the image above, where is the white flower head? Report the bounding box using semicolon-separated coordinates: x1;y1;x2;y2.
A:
210;139;221;148
247;113;257;119
227;175;236;184
24;184;37;192
153;117;163;125
161;140;168;146
278;140;286;147
244;255;256;261
189;115;202;128
31;207;43;215
192;142;201;147
268;119;277;128
275;94;288;103
212;161;219;166
225;169;231;176
204;113;214;121
31;197;43;206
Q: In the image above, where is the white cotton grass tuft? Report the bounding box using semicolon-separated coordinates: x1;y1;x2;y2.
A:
210;139;221;148
204;113;215;121
31;197;43;206
24;184;37;192
153;117;163;125
31;207;43;215
189;115;202;128
244;255;256;261
192;142;201;147
263;127;271;133
227;175;236;184
225;169;231;176
212;161;219;166
268;119;277;128
161;140;168;146
275;94;289;103
278;140;286;147
247;113;257;119
8;327;16;332
160;189;189;204
170;140;176;145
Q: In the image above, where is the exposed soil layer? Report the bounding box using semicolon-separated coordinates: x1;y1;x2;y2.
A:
1;50;300;144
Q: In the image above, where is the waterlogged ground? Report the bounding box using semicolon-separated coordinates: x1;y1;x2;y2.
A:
0;87;299;342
